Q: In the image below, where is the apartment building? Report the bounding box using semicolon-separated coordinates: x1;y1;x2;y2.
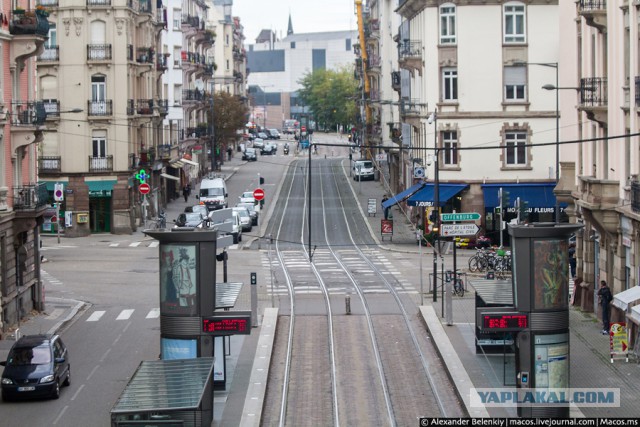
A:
381;0;561;242
0;0;49;334
562;1;640;327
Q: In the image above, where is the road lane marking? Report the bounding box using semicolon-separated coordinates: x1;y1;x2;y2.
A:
52;405;69;425
146;308;160;318
99;348;111;362
70;384;85;401
86;311;105;322
86;365;99;381
109;243;119;247
116;309;134;320
129;242;141;247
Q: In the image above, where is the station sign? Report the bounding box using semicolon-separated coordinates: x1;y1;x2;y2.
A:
441;212;481;222
202;311;251;335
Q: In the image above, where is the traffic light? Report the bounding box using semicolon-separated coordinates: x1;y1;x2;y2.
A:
429;209;438;223
517;197;529;223
500;189;510;208
259;176;265;185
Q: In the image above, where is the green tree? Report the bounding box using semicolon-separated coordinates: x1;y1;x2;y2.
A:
297;66;358;131
208;91;248;150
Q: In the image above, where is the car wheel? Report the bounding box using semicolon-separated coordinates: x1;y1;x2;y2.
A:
63;367;71;387
233;233;238;244
239;233;242;242
52;381;60;399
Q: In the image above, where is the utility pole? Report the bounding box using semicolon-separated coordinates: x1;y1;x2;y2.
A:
210;83;216;172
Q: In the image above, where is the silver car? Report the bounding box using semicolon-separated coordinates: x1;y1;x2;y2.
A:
232;207;253;232
237;202;258;226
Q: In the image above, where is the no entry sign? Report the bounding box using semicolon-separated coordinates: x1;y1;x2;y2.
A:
139;183;151;194
253;188;265;201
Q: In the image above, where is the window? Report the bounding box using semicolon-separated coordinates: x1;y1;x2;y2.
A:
442;68;458;101
505;131;527;165
92;134;106;158
440;4;456;44
504;3;526;43
346;38;352;51
174;84;182;104
442;131;458;165
226;59;230;70
504;66;526;101
291;41;296;49
173;46;181;67
173;9;181;30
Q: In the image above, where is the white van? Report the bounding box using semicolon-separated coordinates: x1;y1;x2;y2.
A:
352;160;375;181
198;178;228;210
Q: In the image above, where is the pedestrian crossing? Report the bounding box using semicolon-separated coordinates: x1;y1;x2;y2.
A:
108;240;160;248
85;308;161;322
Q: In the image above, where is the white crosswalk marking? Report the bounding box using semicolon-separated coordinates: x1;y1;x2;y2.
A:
146;308;160;318
87;311;105;322
129;242;141;247
109;243;119;247
116;309;135;320
149;241;159;248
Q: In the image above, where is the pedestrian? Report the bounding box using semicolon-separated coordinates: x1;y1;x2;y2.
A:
182;185;189;202
381;195;389;219
571;277;583;306
568;243;576;278
597;280;613;335
227;146;233;161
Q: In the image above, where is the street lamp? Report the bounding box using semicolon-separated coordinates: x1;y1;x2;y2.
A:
429;109;439;303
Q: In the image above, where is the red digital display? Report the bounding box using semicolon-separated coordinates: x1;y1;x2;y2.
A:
482;313;528;331
202;314;251;335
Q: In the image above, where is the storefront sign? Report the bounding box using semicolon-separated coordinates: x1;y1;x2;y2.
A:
609;322;628;362
381;219;393;236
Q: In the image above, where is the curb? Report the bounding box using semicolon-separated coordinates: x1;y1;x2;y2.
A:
46;297;87;336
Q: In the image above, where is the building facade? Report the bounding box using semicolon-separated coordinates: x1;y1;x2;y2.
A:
1;0;50;335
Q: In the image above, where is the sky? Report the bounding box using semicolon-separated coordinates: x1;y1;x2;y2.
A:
232;0;358;44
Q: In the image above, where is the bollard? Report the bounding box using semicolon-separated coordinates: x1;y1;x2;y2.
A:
345;295;351;315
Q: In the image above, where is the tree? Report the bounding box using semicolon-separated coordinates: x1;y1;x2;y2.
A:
297;66;358;131
209;91;248;150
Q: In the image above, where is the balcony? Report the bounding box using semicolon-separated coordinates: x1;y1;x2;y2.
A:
12;183;49;211
365;19;380;41
87;44;112;61
157;99;168;115
138;0;151;14
89;155;114;172
157;55;169;71
39;45;59;62
87;100;113;117
368;89;380;103
367;55;381;74
398;40;422;76
366;123;382;143
155;7;167;27
185;125;209;138
87;0;111;5
126;99;135;116
388;122;402;144
579;77;607;126
43;99;60;118
10;10;50;37
38;156;62;174
579;0;606;32
391;71;401;93
9;101;46;152
136;47;155;64
157;144;172;160
400;98;423;128
37;0;59;6
182;89;205;103
136;99;154;115
632;181;640;214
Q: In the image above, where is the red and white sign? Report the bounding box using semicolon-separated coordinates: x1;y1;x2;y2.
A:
381;219;393;235
139;183;151;194
253;188;265;201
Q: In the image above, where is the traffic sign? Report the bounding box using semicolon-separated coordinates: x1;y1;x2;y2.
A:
139;183;150;194
441;212;481;222
440;223;480;237
54;183;64;202
253;188;265;201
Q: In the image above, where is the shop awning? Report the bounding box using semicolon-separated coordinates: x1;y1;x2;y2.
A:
612;286;640;311
382;182;425;209
169;159;184;168
470;280;514;306
628;305;640;324
181;158;199;167
86;180;117;192
407;184;468;207
481;183;563;209
160;173;180;181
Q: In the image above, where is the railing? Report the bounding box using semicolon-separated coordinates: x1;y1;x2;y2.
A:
632;182;640;213
157;56;168;71
43;100;60;117
181;14;200;28
37;0;59;6
10;10;50;37
157;144;172;159
136;99;154;115
580;77;607;107
39;45;59;61
156;99;168;115
368;89;380;101
182;89;205;101
635;77;640;108
398;40;422;60
388;122;402;142
126;99;135;116
367;55;381;69
400;98;422;116
88;155;113;172
136;47;154;63
38;156;61;173
186;126;209;138
391;71;401;90
87;0;111;5
87;100;113;116
10;101;46;126
156;7;167;26
87;44;112;60
138;0;151;13
12;183;49;210
181;51;206;66
579;0;606;11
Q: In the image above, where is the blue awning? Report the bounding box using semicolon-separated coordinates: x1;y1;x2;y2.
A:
481;183;564;209
407;184;468;207
382;182;425;209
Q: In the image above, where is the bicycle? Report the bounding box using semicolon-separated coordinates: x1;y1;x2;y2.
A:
453;271;465;297
146;212;166;230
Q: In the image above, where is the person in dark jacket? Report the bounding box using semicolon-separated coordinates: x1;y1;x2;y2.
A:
597;280;613;335
568;243;576;278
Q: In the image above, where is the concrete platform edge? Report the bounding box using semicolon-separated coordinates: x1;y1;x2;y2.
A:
240;307;279;426
420;305;489;418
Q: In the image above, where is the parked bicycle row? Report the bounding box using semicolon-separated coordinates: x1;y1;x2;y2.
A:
467;247;512;276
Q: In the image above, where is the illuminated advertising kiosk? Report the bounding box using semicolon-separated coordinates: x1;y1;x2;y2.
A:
508;223;581;418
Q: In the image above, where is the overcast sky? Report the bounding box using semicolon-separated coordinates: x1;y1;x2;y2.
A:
233;0;357;44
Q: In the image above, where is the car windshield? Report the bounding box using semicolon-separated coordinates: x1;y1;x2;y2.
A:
238;203;255;212
241;192;254;198
185;213;202;222
8;345;51;366
201;188;224;197
234;208;249;218
360;161;373;168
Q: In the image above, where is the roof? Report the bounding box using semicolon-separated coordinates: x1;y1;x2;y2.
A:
111;358;214;414
282;30;357;42
15;334;54;347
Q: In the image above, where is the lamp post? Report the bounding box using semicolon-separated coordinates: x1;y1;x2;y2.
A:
429;110;439;303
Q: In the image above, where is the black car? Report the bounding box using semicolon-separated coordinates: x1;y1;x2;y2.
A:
242;147;257;161
174;212;205;228
1;334;71;401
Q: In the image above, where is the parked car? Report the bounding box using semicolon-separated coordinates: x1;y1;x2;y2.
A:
239;191;257;205
252;138;265;149
174;212;205;228
232;206;253;232
237;202;259;226
261;143;276;155
184;205;208;216
268;129;281;139
1;334;71;401
352;160;375;181
257;132;269;140
242;147;257;161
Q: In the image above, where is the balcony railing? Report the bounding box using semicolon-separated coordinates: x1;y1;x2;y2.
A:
157;55;169;71
186;126;209;138
391;71;401;91
136;47;154;63
37;0;59;6
368;89;380;102
400;98;422;116
579;0;606;11
136;99;154;115
87;44;112;60
157;144;172;159
126;99;135;116
43;100;60;118
87;100;113;116
10;101;46;126
156;7;167;26
635;77;640;108
87;0;111;5
38;156;62;173
632;181;640;213
580;77;607;107
138;0;151;13
367;55;381;69
388;122;402;143
13;183;49;210
182;89;205;101
10;10;50;36
39;45;59;61
156;99;168;115
89;155;113;172
398;40;422;60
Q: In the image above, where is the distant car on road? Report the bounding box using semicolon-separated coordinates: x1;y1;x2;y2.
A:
252;138;265;149
1;334;71;401
232;206;253;232
257;132;269;140
174;212;205;228
184;205;208;216
239;191;257;205
237;202;259;225
242;147;257;161
261;143;276;155
267;129;281;139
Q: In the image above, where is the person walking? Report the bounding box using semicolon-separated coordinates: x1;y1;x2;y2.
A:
597;280;613;335
182;185;189;203
568;243;576;278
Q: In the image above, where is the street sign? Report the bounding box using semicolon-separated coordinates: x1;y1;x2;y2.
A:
54;183;64;202
253;188;265;201
440;223;480;237
441;212;481;222
139;183;150;194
